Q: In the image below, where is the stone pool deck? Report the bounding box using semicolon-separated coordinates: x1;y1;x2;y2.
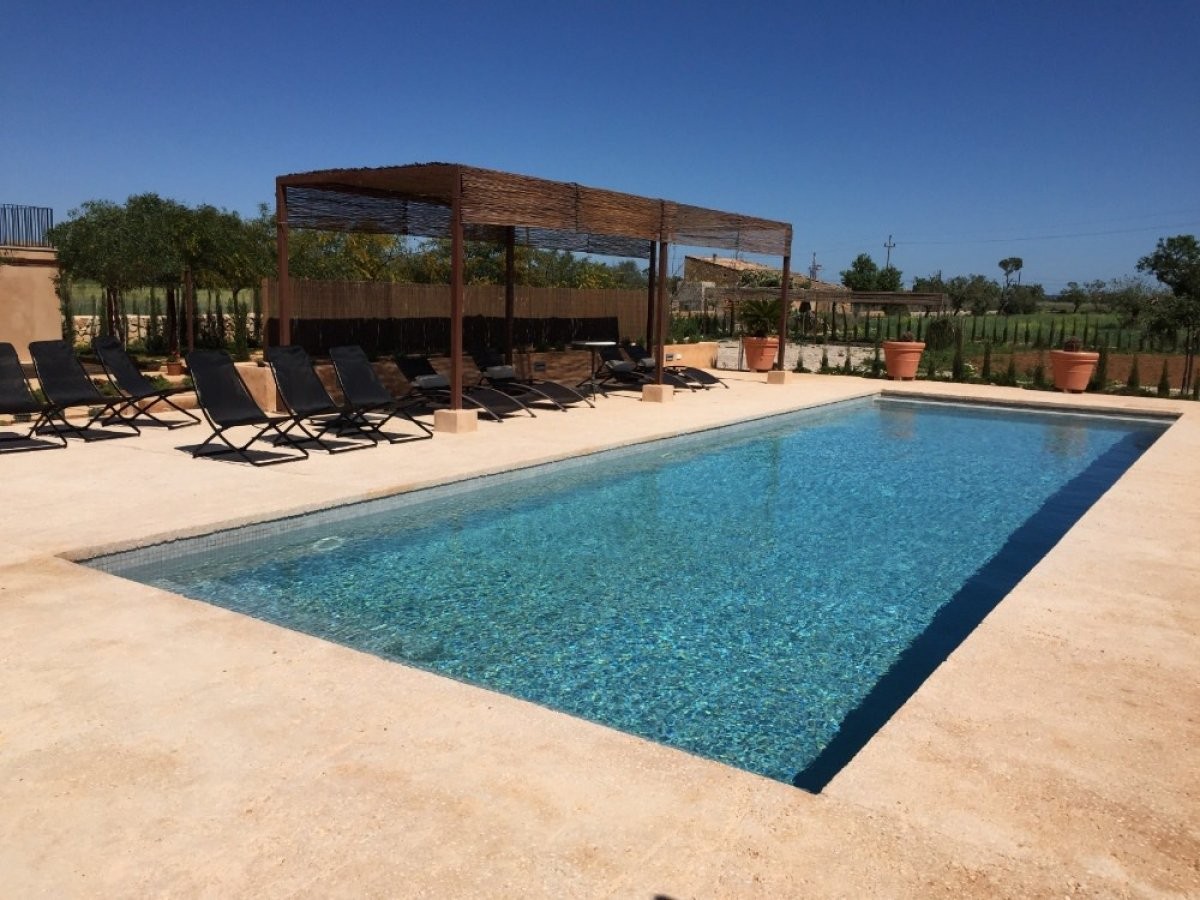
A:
2;374;1197;898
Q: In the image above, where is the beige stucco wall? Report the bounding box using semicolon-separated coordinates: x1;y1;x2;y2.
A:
0;246;61;361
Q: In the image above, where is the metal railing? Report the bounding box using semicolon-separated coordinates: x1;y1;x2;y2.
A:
0;204;54;247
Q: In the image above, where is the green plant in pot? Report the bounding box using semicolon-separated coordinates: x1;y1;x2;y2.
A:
738;297;782;372
882;329;926;380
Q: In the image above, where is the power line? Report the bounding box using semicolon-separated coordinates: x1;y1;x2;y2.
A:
896;220;1200;246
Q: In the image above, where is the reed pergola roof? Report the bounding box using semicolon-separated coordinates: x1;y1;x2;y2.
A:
276;163;793;258
274;163;795;415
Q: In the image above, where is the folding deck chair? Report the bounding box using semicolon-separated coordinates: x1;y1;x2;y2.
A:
591;345;692;393
0;342;66;452
393;355;534;422
325;345;434;443
469;348;594;410
265;345;378;453
29;339;141;440
186;348;308;465
91;335;201;428
625;343;726;389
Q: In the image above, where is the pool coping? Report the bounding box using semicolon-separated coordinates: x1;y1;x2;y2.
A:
3;373;1197;897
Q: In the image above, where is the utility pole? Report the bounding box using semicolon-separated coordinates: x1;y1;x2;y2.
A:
808;252;822;283
883;234;895;269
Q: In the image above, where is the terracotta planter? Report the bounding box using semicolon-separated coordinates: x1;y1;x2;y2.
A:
742;336;780;372
1050;349;1099;393
162;361;184;376
882;341;925;380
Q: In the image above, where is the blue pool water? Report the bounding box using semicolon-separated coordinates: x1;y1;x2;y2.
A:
90;398;1166;788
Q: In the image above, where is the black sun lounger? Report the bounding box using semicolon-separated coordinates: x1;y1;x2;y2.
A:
393;355;534;422
29;339;141;440
625;343;726;389
91;335;201;428
325;345;434;443
0;342;66;452
265;345;377;453
470;348;594;410
186;348;308;465
592;345;692;393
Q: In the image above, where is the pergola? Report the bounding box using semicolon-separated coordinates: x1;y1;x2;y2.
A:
275;163;794;408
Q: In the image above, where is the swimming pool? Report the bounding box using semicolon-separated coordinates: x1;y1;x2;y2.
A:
89;397;1167;789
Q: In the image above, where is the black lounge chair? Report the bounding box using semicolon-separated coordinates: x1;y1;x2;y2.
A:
265;345;378;452
29;339;141;440
0;342;66;452
625;343;726;389
91;335;201;428
186;348;308;465
591;345;691;393
393;355;534;422
325;345;434;443
469;348;594;410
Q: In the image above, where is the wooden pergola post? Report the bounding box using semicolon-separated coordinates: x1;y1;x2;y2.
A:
645;242;657;345
276;180;291;346
449;171;465;410
776;253;791;370
504;226;516;364
655;240;669;384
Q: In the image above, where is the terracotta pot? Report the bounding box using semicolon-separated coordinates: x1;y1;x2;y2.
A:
882;341;925;380
163;361;184;376
1050;349;1099;393
742;336;780;372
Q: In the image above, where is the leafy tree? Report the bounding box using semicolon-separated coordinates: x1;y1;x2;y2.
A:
947;274;1002;315
840;253;880;290
1005;283;1045;314
997;257;1025;314
998;257;1023;287
876;265;903;291
47;200;132;338
1105;275;1163;326
1059;281;1089;313
1137;234;1200;392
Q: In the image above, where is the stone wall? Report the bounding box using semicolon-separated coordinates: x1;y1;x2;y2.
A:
0;246;61;361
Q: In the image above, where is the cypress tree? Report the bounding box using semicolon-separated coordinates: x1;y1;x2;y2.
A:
1032;350;1047;388
1089;345;1109;392
1127;355;1141;391
951;329;965;381
820;347;830;373
1004;354;1018;386
981;341;993;381
1157;359;1171;397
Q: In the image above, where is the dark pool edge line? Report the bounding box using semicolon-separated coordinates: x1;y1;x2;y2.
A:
879;389;1181;422
790;428;1160;793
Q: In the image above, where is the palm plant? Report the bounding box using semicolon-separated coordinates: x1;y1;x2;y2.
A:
738;297;782;337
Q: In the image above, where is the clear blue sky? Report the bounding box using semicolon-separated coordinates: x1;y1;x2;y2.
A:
5;0;1199;290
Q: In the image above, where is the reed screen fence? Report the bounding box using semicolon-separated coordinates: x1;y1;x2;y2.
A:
262;279;647;355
